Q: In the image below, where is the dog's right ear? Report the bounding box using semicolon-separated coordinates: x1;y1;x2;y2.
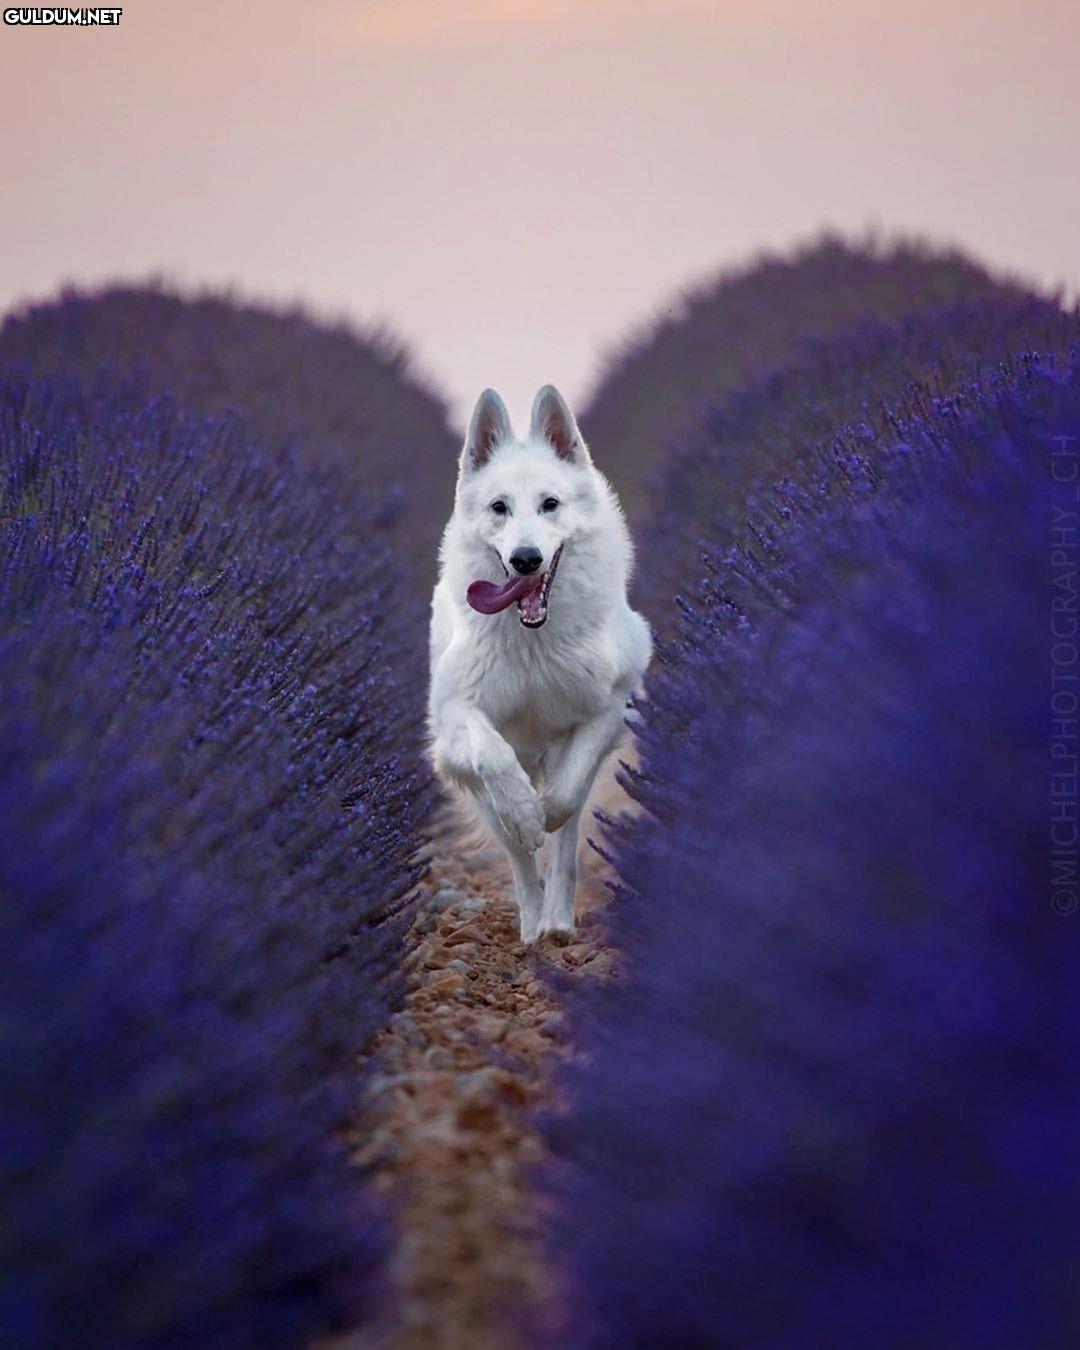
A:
461;388;512;475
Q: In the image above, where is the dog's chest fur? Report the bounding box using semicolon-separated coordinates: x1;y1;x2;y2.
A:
463;616;618;754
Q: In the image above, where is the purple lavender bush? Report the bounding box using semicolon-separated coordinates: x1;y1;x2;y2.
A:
581;235;1042;513
0;368;435;1347
0;284;456;575
547;352;1080;1349
637;294;1077;626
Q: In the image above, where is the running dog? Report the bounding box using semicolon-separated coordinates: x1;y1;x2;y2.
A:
428;385;652;941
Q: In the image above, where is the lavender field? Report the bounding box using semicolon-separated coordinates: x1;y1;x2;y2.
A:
0;298;447;1347
1;243;1077;1349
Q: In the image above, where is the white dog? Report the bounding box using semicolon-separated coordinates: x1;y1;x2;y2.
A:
428;385;652;942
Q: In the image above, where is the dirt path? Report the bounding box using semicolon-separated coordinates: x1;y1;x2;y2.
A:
346;777;623;1350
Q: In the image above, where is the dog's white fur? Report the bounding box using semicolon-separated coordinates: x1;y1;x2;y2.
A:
428;385;652;942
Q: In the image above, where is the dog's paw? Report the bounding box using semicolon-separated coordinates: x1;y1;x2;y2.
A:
520;916;541;944
487;773;545;852
537;922;575;945
538;889;576;938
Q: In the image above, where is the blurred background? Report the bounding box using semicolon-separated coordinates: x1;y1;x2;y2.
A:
2;0;1078;426
4;6;1080;1350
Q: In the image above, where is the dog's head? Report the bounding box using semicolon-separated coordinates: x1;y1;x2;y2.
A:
455;385;597;628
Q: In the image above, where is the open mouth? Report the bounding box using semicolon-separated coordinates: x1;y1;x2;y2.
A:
516;545;562;628
465;545;564;628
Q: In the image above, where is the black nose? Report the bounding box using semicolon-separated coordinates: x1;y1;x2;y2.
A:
510;547;543;575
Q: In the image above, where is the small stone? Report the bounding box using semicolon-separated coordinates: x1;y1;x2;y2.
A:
461;896;486;913
392;1014;428;1049
454;1067;523;1129
444;923;486;947
497;1074;530;1107
432;887;462;909
429;970;465;993
449;958;471;976
367;1072;413;1096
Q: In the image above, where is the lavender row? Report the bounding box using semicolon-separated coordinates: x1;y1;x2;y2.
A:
548;348;1080;1346
580;235;1037;516
0;367;436;1347
0;285;457;579
635;292;1076;627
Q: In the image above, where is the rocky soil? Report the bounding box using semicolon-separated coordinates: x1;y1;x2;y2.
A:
345;780;624;1350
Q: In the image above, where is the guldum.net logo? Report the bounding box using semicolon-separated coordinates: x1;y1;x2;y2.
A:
4;7;122;23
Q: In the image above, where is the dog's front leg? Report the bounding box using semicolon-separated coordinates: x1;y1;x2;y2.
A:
432;698;546;941
433;699;545;853
476;796;545;943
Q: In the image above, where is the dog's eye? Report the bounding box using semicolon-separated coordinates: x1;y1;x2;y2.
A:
541;497;560;513
491;500;509;516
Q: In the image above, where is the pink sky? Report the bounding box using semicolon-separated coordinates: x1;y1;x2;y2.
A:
2;0;1078;425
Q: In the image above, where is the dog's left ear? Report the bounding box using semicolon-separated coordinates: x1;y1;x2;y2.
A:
530;385;591;465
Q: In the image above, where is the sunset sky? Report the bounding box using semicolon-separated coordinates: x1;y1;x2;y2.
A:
2;0;1077;425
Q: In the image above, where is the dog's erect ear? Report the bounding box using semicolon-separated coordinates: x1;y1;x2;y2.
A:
461;388;513;474
530;385;590;464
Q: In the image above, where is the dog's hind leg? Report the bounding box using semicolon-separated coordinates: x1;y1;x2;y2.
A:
475;795;545;944
538;804;583;938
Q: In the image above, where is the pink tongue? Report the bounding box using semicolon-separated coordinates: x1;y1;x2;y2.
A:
467;572;542;615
